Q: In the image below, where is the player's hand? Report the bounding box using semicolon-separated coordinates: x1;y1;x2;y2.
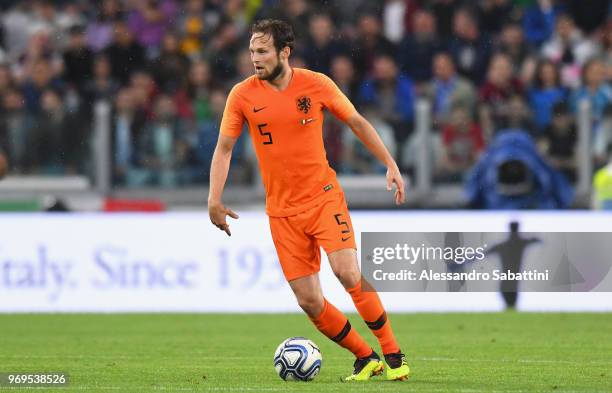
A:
386;165;405;205
208;201;239;236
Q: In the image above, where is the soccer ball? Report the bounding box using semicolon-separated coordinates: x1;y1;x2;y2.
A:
273;337;322;381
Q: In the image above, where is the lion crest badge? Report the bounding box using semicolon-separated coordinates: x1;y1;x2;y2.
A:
296;96;311;114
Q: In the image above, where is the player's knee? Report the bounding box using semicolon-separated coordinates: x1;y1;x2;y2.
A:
334;267;360;289
296;294;324;318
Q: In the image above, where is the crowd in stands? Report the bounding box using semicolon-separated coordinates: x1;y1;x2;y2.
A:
0;0;610;190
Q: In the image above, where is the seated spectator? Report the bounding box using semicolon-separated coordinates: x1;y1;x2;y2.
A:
359;54;414;170
528;59;568;133
397;9;443;84
571;58;612;126
423;52;477;128
436;104;485;182
538;101;577;181
448;8;492;85
541;13;598;88
479;53;525;137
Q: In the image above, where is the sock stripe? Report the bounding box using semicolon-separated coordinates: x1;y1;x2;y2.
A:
331;320;351;343
365;312;387;330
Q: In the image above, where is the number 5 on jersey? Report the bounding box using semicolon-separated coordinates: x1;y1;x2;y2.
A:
258;123;273;145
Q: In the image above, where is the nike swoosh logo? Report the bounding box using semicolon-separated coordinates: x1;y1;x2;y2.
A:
342;236;351;242
300;118;315;125
253;106;266;112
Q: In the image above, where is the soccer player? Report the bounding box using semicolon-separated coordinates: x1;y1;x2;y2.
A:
208;19;409;381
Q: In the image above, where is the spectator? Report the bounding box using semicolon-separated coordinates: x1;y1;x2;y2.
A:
541;13;599;87
448;8;492;85
330;55;360;104
0;88;34;172
174;60;214;122
86;0;123;52
437;104;485;182
522;0;564;47
151;32;190;94
497;94;534;131
21;59;64;113
177;0;223;58
29;88;88;173
62;25;94;91
83;55;120;111
571;58;612;125
127;0;176;58
538;101;577;181
397;9;442;84
496;22;532;78
424;52;477;128
129;70;159;118
528;59;567;133
303;13;348;75
350;13;397;77
135;94;188;187
325;55;359;171
359;54;414;170
111;88;146;186
104;21;146;85
204;22;242;80
479;53;525;137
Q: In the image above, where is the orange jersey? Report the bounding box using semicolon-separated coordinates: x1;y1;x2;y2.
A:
220;68;357;217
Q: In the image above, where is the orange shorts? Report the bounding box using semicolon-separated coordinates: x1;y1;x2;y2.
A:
269;192;357;281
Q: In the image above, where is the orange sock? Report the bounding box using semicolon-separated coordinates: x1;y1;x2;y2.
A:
347;280;401;355
309;298;372;358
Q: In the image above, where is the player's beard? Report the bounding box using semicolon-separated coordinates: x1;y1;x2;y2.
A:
260;56;284;82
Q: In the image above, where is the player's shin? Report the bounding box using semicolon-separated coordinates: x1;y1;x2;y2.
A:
308;298;372;358
347;280;401;355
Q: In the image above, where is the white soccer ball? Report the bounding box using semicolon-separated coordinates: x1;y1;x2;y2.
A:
273;337;322;381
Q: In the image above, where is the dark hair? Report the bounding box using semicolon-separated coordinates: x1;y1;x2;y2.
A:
250;19;295;54
533;59;560;89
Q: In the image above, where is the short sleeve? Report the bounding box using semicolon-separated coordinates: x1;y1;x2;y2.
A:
317;73;357;122
220;85;245;138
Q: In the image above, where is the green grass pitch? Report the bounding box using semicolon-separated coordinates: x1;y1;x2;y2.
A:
0;313;610;392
